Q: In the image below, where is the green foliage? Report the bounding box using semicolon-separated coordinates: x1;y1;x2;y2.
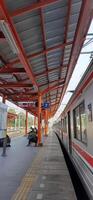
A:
8;108;16;114
7;109;34;129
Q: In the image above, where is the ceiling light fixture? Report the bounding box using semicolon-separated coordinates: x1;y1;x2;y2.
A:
0;20;19;55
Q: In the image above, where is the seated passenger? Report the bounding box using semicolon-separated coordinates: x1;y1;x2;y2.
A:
27;127;38;146
34;127;38;135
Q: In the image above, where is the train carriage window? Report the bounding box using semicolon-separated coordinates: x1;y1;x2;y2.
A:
63;117;67;133
80;103;87;143
74;107;81;140
73;101;87;144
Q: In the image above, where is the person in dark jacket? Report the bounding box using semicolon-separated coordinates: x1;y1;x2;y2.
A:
0;134;11;147
27;127;38;146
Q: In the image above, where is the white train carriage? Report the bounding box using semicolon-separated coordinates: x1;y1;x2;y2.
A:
58;59;93;199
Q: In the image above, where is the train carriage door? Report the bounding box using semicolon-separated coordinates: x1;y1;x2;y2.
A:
67;111;72;154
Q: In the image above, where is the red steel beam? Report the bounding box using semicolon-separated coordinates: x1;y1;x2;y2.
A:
56;0;72;110
40;1;51;109
0;67;25;74
59;0;72;79
41;83;64;95
66;71;93;113
39;78;65;88
11;91;60;99
0;83;33;88
12;97;38;102
35;67;59;77
59;0;93;106
51;102;59;106
0;65;66;77
44;96;60;101
9;41;73;67
10;0;59;18
7;91;38;97
0;1;38;90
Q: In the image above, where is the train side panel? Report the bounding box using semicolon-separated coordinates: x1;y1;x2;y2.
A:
69;81;93;198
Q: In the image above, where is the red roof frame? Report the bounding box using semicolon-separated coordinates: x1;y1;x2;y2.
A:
0;0;92;117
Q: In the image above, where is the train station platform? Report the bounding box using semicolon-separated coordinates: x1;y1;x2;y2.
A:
4;133;76;200
0;131;76;200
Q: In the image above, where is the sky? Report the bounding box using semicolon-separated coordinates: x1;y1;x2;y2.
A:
53;19;93;122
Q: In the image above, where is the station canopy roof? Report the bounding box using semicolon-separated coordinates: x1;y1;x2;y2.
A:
0;0;93;117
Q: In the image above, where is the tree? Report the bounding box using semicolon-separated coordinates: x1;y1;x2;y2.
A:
7;108;16;128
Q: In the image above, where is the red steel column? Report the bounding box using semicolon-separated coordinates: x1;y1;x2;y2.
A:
45;109;48;136
2;96;6;103
2;96;7;156
38;93;42;145
25;111;28;135
34;116;36;127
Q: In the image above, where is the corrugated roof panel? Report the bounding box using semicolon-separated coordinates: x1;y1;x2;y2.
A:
39;84;48;91
51;99;56;103
0;74;17;82
44;1;68;50
14;14;41;32
31;64;46;74
47;49;62;58
0;0;91;115
63;60;69;65
51;96;57;101
48;70;59;76
48;63;61;69
44;6;67;24
64;44;72;51
46;35;64;49
17;74;29;81
44;0;68;12
47;57;61;64
13;10;40;23
36;77;48;84
58;88;62;92
30;54;45;63
0;42;18;61
6;0;38;12
29;55;46;73
71;0;82;15
67;32;75;42
12;63;23;68
47;53;62;63
13;10;43;55
68;23;77;33
61;72;67;79
46;28;65;39
64;46;72;57
23;42;43;54
69;13;80;24
48;73;59;80
61;67;67;73
66;0;82;42
45;18;66;32
17;26;41;41
47;63;60;70
50;90;57;95
64;53;70;60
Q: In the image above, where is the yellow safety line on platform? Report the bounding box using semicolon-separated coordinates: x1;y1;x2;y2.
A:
11;144;46;200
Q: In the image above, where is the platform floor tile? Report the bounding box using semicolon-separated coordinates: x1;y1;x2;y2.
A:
12;132;77;200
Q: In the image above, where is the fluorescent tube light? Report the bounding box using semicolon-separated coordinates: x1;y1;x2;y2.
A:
0;20;19;55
